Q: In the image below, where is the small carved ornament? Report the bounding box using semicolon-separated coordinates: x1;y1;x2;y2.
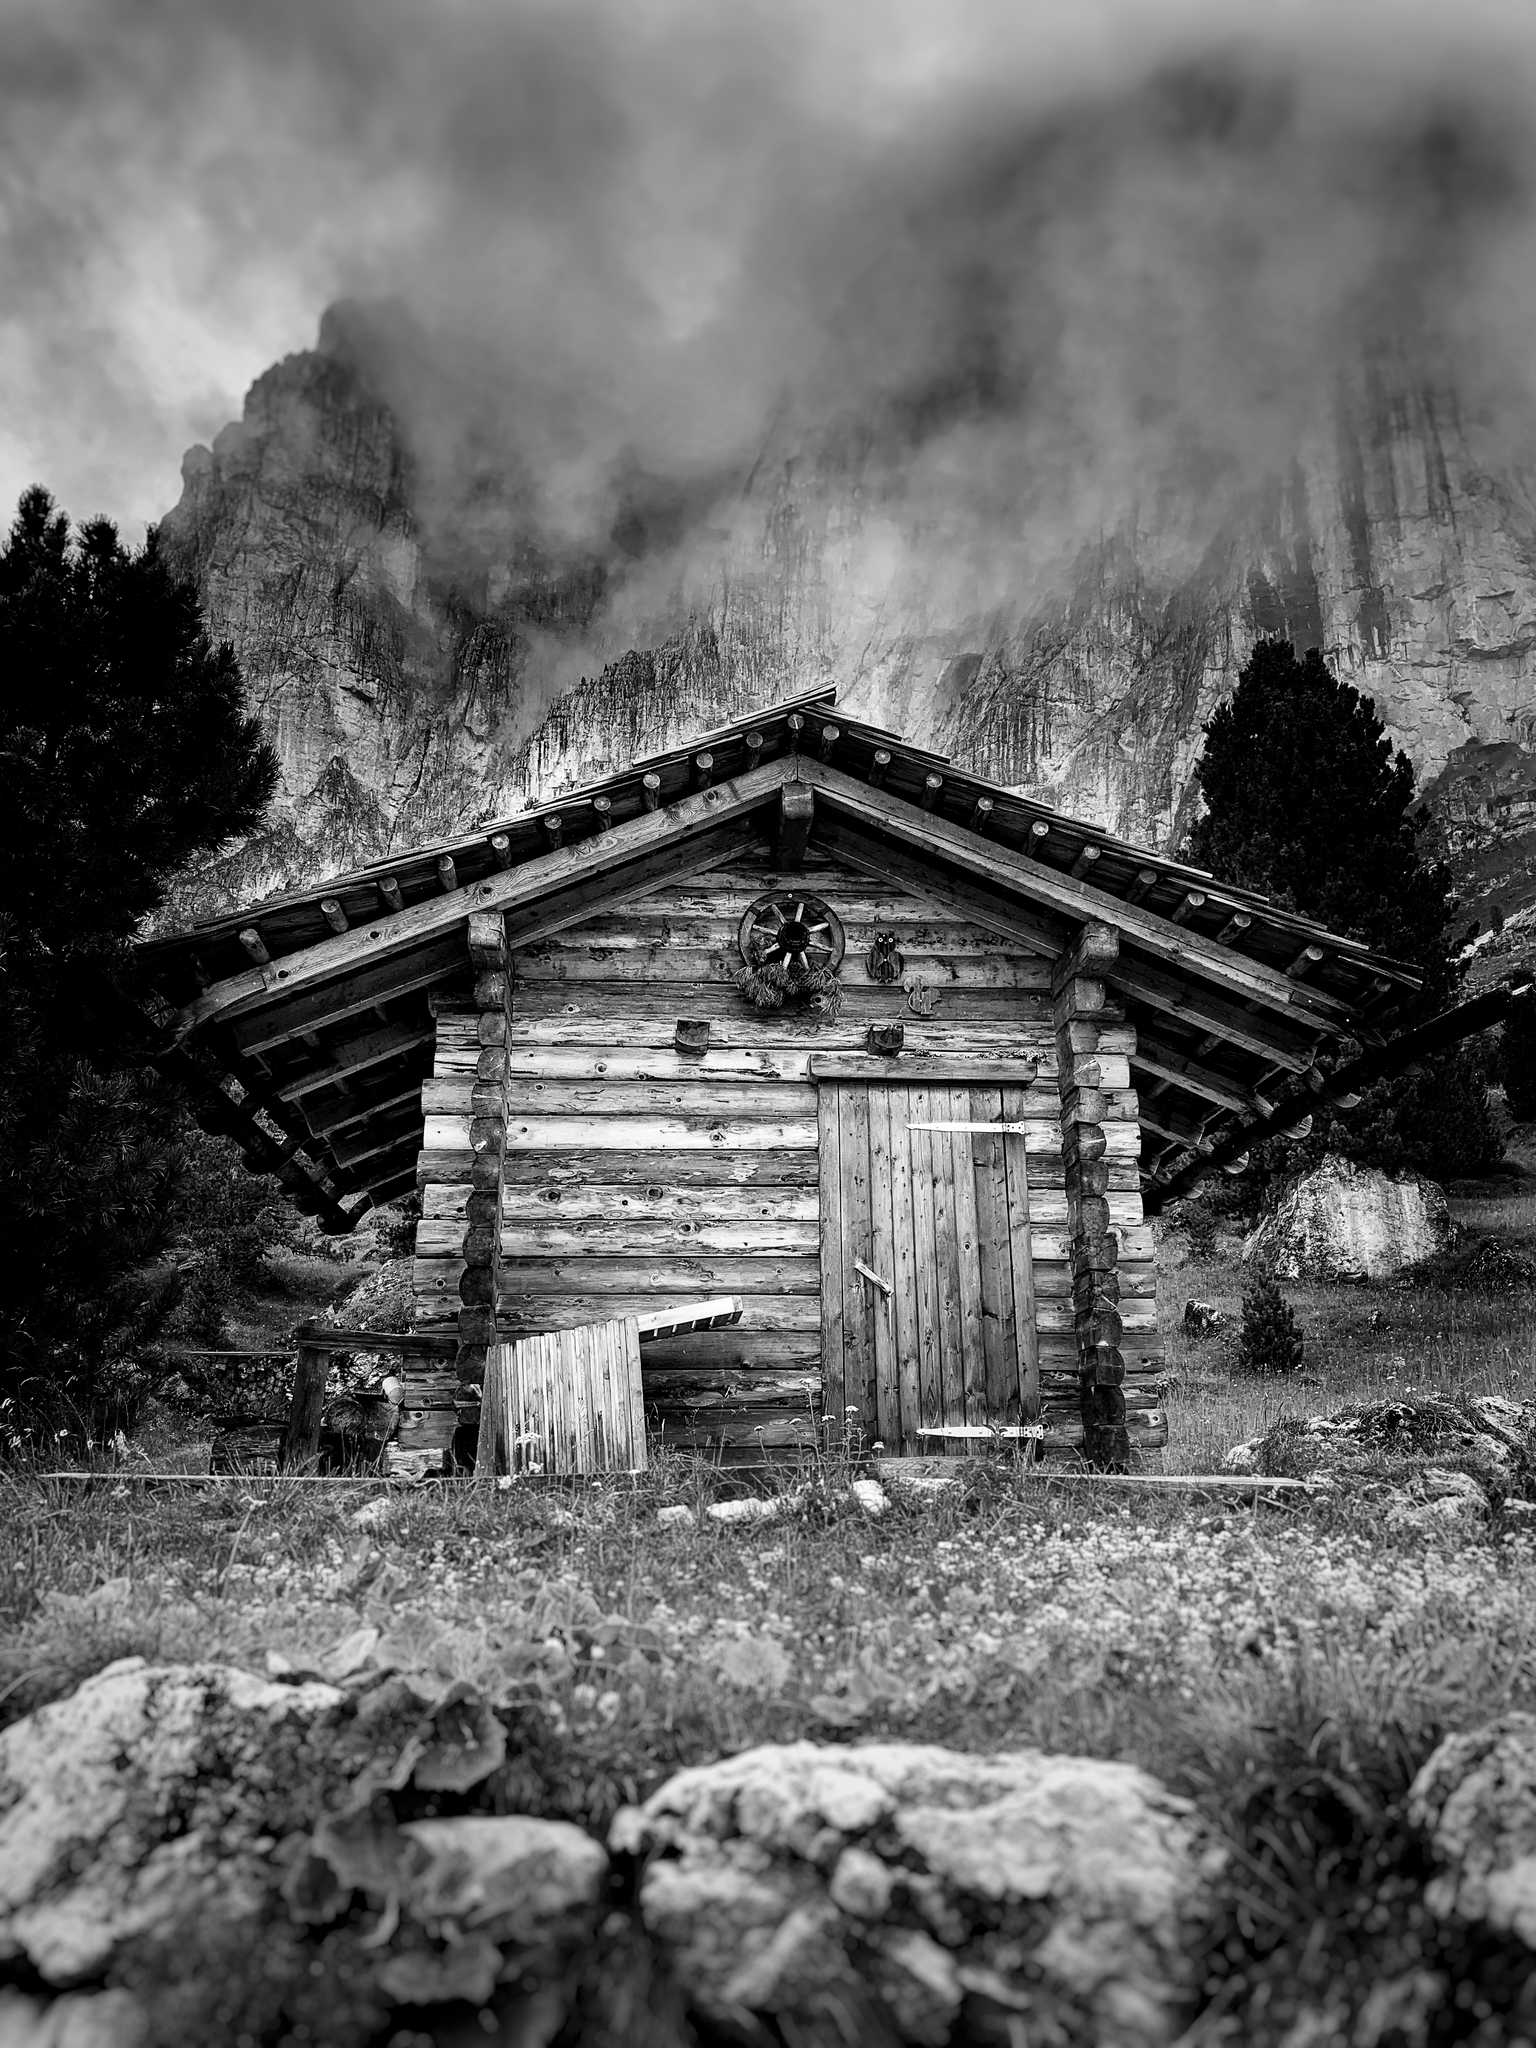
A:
904;978;939;1017
865;930;905;983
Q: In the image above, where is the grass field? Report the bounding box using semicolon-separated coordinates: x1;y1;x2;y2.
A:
7;1171;1536;2042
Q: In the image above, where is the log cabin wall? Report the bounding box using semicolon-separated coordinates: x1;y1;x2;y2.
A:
431;849;1162;1459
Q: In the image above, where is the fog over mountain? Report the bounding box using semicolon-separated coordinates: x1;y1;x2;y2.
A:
6;2;1536;921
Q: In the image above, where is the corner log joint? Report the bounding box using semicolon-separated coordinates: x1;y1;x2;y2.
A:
1052;922;1133;1471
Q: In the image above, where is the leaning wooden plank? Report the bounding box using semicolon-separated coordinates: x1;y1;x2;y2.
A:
280;1345;331;1473
476;1345;506;1477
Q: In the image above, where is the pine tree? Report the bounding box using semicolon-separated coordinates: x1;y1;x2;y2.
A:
0;488;278;1434
1186;639;1499;1180
1187;640;1456;997
1235;1272;1304;1376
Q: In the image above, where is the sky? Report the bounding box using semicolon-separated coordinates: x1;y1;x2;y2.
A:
3;0;1536;554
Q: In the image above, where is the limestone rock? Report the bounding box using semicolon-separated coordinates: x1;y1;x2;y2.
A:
0;1658;348;1986
1221;1395;1534;1513
0;1657;608;2043
656;1504;697;1529
851;1478;889;1517
873;1458;969;1506
1409;1714;1536;1944
619;1741;1222;2045
1243;1155;1452;1283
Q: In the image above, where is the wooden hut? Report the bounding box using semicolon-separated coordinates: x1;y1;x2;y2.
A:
138;687;1428;1469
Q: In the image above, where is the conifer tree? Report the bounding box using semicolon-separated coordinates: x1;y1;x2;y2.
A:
0;487;278;1433
1503;988;1536;1124
1235;1272;1304;1376
1186;640;1499;1179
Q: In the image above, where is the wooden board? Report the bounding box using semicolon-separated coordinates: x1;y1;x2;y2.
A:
839;1081;876;1443
480;1316;647;1476
969;1087;1019;1427
817;1082;845;1446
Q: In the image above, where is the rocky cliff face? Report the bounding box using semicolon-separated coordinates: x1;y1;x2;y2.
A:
160;309;1536;927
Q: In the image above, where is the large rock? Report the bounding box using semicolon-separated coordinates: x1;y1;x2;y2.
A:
0;1658;608;2044
1223;1394;1534;1527
614;1741;1222;2046
1242;1154;1452;1283
0;1659;350;1987
1409;1715;1536;1947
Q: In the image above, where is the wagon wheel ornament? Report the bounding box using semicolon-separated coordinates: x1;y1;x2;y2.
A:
738;892;845;982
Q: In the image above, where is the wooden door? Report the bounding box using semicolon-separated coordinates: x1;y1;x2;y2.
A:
818;1077;1039;1452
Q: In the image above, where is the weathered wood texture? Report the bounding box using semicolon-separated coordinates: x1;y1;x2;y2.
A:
477;1317;647;1476
495;857;1055;1452
821;1078;1044;1454
1051;924;1163;1469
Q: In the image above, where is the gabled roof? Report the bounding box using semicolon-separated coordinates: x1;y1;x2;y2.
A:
137;688;1424;1226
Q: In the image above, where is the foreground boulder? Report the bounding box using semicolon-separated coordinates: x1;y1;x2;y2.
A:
614;1740;1223;2046
1224;1394;1533;1526
0;1659;606;2045
1243;1153;1451;1282
1410;1714;1536;1948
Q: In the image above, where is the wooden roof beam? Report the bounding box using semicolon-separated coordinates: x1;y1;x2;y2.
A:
228;936;466;1053
306;1080;428;1139
801;760;1356;1030
172;756;798;1036
274;1020;434;1101
1111;957;1322;1069
1130;1042;1272;1118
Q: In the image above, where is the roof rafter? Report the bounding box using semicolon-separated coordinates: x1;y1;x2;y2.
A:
800;759;1358;1031
172;760;795;1039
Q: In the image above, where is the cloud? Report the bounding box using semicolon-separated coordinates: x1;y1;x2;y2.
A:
2;0;1535;579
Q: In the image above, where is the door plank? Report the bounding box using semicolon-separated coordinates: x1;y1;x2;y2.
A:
907;1083;944;1439
867;1085;901;1450
928;1085;964;1432
969;1086;1020;1427
839;1082;876;1445
818;1085;846;1446
948;1085;988;1427
1001;1084;1041;1424
887;1085;922;1451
